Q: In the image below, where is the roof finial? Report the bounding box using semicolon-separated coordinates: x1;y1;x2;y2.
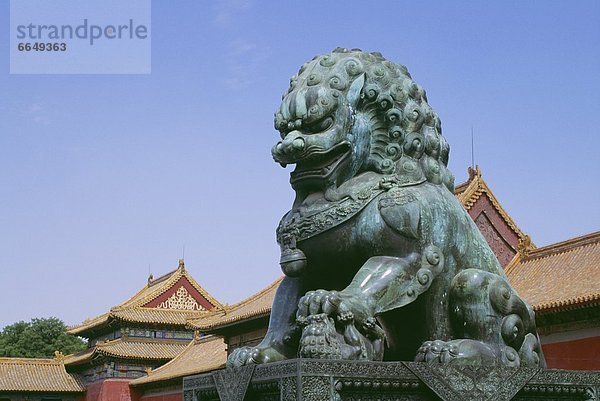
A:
518;235;533;256
53;351;65;363
468;164;481;181
178;258;185;270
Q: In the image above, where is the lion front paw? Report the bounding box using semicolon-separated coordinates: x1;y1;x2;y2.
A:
296;289;371;324
296;290;384;361
415;339;502;366
415;340;460;363
227;346;256;368
226;345;287;368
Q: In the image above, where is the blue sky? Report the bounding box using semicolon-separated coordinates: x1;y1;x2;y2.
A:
0;1;599;330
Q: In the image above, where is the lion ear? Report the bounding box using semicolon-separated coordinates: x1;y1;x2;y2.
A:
346;73;365;109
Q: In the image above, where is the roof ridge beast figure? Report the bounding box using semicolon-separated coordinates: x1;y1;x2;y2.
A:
228;48;546;367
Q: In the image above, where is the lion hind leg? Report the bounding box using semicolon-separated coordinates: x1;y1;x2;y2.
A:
422;268;545;367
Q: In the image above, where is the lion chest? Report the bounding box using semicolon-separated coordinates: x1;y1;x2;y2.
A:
278;194;419;279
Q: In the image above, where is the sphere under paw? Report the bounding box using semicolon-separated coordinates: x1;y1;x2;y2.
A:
299;313;344;359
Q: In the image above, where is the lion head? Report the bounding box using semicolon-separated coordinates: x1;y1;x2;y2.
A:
272;48;454;194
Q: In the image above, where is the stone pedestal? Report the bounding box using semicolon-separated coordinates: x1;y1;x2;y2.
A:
183;360;600;401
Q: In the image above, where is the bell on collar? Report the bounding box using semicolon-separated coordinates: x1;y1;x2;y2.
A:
280;247;307;277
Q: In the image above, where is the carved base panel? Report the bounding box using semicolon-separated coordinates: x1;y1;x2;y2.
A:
183;360;600;401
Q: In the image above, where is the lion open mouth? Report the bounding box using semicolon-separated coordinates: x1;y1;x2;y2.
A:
290;143;350;187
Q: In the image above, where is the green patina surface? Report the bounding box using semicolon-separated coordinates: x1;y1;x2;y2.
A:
228;48;545;369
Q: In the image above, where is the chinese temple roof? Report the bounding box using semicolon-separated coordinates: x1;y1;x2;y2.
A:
508;230;600;313
129;335;226;386
64;338;188;366
68;259;222;337
0;357;85;392
455;165;533;250
187;277;283;331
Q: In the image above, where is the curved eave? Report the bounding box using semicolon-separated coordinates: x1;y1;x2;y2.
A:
129;336;226;387
67;312;112;336
64;339;188;366
534;295;600;315
186;277;282;332
189;308;271;332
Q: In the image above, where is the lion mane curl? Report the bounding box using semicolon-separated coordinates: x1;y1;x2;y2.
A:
277;47;454;192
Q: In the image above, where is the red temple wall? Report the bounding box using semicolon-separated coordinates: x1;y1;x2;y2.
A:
84;379;138;401
467;193;519;267
542;336;600;370
139;390;181;401
468;193;519;248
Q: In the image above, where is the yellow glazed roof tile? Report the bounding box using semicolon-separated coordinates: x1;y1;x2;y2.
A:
64;338;188;366
0;358;85;392
63;347;95;366
96;339;188;360
129;335;226;386
188;277;283;331
508;231;600;312
111;308;206;325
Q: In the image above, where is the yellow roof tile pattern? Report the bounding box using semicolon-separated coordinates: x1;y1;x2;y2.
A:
130;336;226;386
508;231;600;312
0;358;85;392
68;260;221;336
188;277;283;331
63;347;95;366
64;339;188;366
111;308;204;325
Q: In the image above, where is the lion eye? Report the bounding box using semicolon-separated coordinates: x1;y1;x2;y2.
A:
306;116;334;133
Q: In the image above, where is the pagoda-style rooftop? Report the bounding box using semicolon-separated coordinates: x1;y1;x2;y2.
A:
0;357;85;393
68;259;222;337
62;259;223;384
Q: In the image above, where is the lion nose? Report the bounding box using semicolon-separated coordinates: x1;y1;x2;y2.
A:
292;138;305;151
273;131;306;162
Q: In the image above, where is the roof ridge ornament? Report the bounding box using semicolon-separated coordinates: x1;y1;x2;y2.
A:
468;164;481;181
518;235;534;256
178;258;185;270
53;351;65;363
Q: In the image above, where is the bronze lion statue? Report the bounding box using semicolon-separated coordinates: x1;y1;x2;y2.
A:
228;48;545;368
